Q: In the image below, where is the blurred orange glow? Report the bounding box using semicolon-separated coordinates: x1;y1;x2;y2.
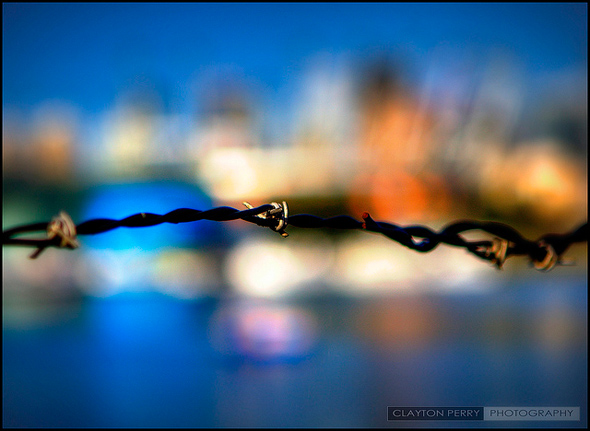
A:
349;170;452;223
479;142;587;225
354;297;440;350
34;128;74;181
347;62;452;223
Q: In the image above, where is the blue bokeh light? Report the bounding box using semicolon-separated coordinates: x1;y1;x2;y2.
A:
80;182;220;250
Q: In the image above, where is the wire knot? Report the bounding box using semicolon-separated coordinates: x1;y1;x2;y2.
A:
243;201;289;237
30;211;79;259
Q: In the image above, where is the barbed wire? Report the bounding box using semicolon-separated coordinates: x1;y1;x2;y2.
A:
2;201;587;271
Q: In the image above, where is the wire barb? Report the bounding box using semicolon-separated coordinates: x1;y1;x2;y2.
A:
244;201;289;238
28;211;79;259
532;240;559;272
485;238;514;270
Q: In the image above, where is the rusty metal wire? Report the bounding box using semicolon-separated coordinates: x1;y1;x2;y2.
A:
2;201;587;271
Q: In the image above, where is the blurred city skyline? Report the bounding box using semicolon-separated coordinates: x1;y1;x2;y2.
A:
2;3;587;298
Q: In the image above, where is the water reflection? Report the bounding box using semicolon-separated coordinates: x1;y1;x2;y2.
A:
3;276;587;427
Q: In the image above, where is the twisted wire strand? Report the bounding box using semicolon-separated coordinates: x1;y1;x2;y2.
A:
2;204;278;258
2;202;587;271
289;213;587;268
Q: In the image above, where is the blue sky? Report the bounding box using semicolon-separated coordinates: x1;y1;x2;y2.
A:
3;3;587;115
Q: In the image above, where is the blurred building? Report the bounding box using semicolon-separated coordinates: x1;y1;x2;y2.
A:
348;59;452;223
3;102;78;184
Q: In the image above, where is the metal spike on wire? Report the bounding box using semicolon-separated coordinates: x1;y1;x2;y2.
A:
1;201;587;272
